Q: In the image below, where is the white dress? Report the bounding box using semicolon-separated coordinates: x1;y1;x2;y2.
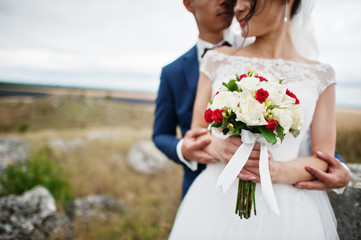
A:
169;51;339;240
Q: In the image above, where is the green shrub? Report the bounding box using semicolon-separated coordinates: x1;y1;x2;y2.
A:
104;95;112;101
0;146;73;204
18;122;30;133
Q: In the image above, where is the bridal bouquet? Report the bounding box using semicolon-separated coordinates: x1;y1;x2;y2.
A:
204;70;303;219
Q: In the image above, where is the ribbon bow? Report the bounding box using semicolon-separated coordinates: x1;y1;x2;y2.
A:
216;129;280;215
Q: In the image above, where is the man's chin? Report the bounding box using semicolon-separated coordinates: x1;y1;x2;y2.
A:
215;17;232;28
222;20;233;29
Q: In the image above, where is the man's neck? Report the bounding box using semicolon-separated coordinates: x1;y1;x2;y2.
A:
198;31;225;45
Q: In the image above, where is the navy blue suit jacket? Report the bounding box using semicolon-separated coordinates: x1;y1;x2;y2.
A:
153;45;206;198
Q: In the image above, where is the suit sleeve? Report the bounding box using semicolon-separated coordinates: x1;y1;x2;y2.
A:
334;151;345;163
152;67;182;165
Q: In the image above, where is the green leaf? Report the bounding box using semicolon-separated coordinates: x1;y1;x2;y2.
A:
221;118;229;128
222;82;228;88
228;79;238;92
258;127;277;144
290;128;300;138
211;122;222;128
229;117;246;134
276;124;284;142
222;128;230;135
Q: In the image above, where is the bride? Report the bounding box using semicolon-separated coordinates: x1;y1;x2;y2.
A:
169;0;339;239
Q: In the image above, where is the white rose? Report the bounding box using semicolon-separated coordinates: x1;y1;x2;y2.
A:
279;94;297;107
291;105;304;130
272;108;293;133
218;85;228;93
259;80;287;105
260;72;277;82
234;91;268;126
237;77;260;96
211;91;240;111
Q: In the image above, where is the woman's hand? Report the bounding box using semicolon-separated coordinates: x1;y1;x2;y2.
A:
204;135;243;165
237;146;282;183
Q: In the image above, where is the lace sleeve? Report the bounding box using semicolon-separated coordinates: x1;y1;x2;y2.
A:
314;64;336;95
200;50;226;82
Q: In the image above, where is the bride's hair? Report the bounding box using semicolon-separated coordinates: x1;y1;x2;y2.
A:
242;0;301;38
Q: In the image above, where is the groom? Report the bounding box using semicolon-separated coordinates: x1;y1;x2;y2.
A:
152;0;350;198
153;0;236;198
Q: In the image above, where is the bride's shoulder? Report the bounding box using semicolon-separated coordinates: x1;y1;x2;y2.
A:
294;57;335;74
293;55;331;68
291;54;319;65
302;59;320;65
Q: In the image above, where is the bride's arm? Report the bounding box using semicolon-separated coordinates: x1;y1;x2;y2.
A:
270;85;336;184
191;73;213;129
191;73;229;160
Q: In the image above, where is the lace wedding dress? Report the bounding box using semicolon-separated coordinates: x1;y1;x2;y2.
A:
169;50;339;240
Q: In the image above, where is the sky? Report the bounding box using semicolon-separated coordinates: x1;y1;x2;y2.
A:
0;0;360;107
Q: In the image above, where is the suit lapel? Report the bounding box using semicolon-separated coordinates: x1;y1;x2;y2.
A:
183;45;199;93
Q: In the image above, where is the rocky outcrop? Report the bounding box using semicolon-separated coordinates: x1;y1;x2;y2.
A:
348;163;361;189
0;186;71;240
328;186;361;240
66;195;126;222
127;140;170;175
48;138;85;153
0;136;30;174
327;164;361;240
0;187;126;239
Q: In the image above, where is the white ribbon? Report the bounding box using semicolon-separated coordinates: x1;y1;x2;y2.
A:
216;129;280;215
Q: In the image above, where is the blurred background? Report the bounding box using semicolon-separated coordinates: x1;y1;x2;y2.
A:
0;0;360;239
0;0;360;107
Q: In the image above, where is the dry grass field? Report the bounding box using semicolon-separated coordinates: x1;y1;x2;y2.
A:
0;86;360;239
0;93;182;239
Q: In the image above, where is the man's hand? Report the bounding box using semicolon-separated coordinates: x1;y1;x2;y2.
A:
181;128;217;164
294;151;351;190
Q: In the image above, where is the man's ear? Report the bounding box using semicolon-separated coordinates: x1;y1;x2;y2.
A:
183;0;195;13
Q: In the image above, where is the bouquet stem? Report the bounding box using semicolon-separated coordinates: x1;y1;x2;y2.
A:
235;179;256;219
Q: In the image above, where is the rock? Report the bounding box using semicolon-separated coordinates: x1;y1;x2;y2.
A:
66;195;126;222
48;138;85;153
127;140;170;175
327;164;361;239
21;186;57;216
0;136;30;174
0;186;71;240
328;186;361;240
348;163;361;189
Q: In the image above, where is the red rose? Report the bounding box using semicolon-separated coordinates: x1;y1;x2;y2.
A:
286;89;300;104
238;73;247;81
255;88;269;103
265;119;277;132
211;109;223;123
204;108;213;123
256;76;267;82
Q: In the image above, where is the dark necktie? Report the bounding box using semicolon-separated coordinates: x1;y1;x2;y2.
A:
201;41;232;58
